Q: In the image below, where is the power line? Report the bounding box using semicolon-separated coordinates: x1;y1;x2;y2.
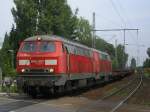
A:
117;0;135;29
95;1;138;44
109;0;126;27
93;28;138;31
109;0;138;44
116;0;138;42
109;0;140;66
96;13;122;28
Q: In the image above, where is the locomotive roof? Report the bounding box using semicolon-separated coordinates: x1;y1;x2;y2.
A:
24;35;109;56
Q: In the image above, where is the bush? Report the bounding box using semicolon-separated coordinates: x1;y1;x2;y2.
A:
0;83;18;93
144;68;150;77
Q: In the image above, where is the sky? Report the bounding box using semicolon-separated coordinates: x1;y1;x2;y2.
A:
0;0;14;46
0;0;150;66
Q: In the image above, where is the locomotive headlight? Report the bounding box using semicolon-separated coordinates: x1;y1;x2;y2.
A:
49;68;54;72
21;69;25;72
45;59;57;65
19;60;30;65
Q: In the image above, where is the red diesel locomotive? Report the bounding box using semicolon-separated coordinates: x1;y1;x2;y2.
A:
17;35;112;97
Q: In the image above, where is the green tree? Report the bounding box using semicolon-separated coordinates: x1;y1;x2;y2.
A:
147;48;150;58
143;59;150;67
95;37;115;59
73;17;92;47
1;33;16;77
36;0;76;38
116;44;128;69
143;47;150;67
11;0;37;40
112;58;118;70
10;0;77;45
130;58;136;69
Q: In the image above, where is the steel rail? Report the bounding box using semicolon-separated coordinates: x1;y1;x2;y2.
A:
110;73;143;112
101;78;135;100
76;74;136;112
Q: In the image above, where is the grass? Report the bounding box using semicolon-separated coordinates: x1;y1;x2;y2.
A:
118;91;128;97
144;68;150;77
144;102;150;107
105;87;118;96
144;73;150;78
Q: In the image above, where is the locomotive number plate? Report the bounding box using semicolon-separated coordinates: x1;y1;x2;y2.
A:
31;60;44;64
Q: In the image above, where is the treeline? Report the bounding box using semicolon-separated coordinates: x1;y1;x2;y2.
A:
0;0;128;77
143;48;150;67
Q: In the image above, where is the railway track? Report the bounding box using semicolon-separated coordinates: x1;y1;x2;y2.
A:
110;73;143;112
101;77;136;100
77;73;143;112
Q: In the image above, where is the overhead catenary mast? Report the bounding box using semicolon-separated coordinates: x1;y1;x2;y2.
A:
92;12;96;48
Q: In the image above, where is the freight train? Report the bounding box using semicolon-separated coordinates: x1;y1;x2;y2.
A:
17;35;113;97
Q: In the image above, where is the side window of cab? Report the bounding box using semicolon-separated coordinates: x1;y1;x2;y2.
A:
62;44;69;54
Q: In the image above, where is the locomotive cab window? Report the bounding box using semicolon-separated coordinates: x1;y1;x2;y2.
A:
21;42;36;52
39;42;55;52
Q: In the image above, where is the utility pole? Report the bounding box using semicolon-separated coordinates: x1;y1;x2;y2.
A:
92;12;96;48
136;29;139;67
115;39;118;68
123;29;126;68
